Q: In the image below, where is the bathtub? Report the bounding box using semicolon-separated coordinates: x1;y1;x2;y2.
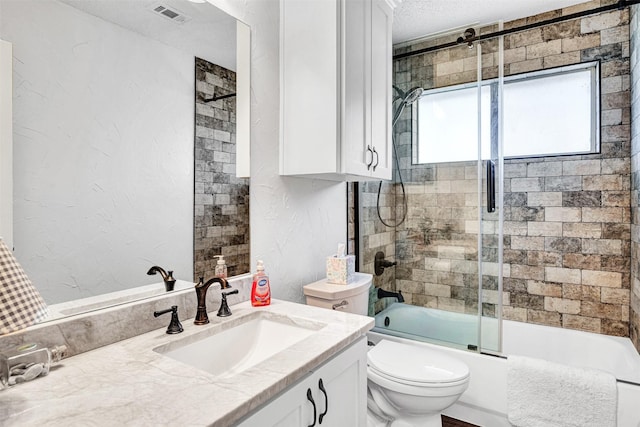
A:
369;303;640;426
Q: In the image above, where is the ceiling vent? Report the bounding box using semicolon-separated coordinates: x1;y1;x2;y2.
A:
150;4;191;24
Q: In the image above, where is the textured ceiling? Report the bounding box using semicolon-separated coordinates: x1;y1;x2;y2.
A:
393;0;591;44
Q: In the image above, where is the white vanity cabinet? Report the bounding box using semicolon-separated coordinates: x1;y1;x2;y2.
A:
279;0;397;181
238;337;368;427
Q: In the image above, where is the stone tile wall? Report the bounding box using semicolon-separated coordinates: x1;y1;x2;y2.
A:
389;1;633;336
629;4;640;351
194;58;250;281
358;181;397;313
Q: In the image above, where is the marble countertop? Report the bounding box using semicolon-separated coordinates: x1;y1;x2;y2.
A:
0;300;373;426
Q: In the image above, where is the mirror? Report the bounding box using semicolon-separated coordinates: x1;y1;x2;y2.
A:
0;0;250;328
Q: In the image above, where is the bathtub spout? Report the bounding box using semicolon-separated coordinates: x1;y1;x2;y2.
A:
377;288;404;303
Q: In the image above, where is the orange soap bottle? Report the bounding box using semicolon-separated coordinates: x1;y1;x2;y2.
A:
251;260;271;306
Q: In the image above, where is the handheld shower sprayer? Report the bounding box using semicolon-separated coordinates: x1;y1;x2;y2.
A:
392;87;424;126
377;85;424;228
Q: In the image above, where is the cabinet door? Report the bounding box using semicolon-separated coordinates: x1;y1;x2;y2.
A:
280;0;340;176
341;0;371;177
237;337;367;427
237;377;315;427
369;0;393;180
309;338;368;426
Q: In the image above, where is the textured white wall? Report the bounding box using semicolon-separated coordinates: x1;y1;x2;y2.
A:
210;0;347;303
2;1;194;303
0;40;12;249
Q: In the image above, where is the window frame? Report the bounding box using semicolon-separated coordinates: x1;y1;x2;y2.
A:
411;61;601;165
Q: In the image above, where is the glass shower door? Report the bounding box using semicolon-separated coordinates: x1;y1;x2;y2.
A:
478;33;504;354
362;26;504;354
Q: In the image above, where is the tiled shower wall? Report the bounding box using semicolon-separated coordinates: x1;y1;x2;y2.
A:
356;181;397;313
630;4;640;351
382;1;634;337
194;58;250;281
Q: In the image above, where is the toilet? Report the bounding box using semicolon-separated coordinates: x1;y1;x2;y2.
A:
303;276;470;427
367;339;470;427
303;272;373;314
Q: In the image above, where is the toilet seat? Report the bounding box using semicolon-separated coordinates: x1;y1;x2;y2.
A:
368;366;470;399
368;365;470;388
366;339;471;425
368;339;470;386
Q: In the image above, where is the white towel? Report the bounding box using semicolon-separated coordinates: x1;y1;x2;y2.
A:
507;355;617;427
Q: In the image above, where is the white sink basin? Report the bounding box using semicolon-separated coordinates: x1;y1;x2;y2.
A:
154;312;325;378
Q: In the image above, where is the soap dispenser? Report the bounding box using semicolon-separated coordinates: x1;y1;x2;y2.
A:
214;255;227;279
251;260;271;307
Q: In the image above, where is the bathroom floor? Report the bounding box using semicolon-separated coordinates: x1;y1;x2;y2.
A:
442;416;479;427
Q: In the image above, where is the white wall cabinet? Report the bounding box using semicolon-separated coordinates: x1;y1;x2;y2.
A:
238;337;368;427
279;0;397;181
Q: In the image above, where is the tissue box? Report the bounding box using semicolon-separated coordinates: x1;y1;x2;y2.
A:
326;255;355;285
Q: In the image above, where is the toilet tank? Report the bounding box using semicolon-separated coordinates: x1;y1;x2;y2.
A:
303;272;372;315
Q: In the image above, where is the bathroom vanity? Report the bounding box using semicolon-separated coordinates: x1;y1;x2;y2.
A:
0;298;373;426
239;337;367;426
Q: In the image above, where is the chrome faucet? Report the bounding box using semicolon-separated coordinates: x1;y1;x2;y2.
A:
194;276;230;325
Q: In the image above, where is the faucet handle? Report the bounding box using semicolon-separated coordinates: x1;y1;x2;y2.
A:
154;305;183;334
217;289;239;317
164;271;176;292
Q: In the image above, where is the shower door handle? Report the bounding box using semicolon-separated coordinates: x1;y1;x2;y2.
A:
486;160;496;213
366;145;374;170
372;147;379;171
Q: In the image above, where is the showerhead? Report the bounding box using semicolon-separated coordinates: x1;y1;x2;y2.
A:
392;86;424;126
393;85;423;104
403;87;423;104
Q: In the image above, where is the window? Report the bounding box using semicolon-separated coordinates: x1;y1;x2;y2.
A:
414;62;600;164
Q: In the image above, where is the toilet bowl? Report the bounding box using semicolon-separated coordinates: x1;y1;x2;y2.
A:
367;339;470;427
302;277;469;427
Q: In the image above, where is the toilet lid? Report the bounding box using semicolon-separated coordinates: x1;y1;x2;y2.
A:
303;273;372;299
368;340;470;384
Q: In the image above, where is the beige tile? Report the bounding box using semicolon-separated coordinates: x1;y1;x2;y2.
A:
545;207;582;222
582;269;623;288
544;296;581;314
546;266;582;284
527;280;563;297
563;314;602;333
527;309;562;327
601;287;630;305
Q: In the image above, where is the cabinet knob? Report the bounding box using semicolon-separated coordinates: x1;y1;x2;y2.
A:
366;145;374;170
372;147;379;171
306;388;317;427
318;378;328;424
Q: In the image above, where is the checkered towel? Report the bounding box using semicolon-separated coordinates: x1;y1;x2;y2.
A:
0;239;48;334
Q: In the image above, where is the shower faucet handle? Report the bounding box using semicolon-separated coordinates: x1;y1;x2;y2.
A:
374;251;397;276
